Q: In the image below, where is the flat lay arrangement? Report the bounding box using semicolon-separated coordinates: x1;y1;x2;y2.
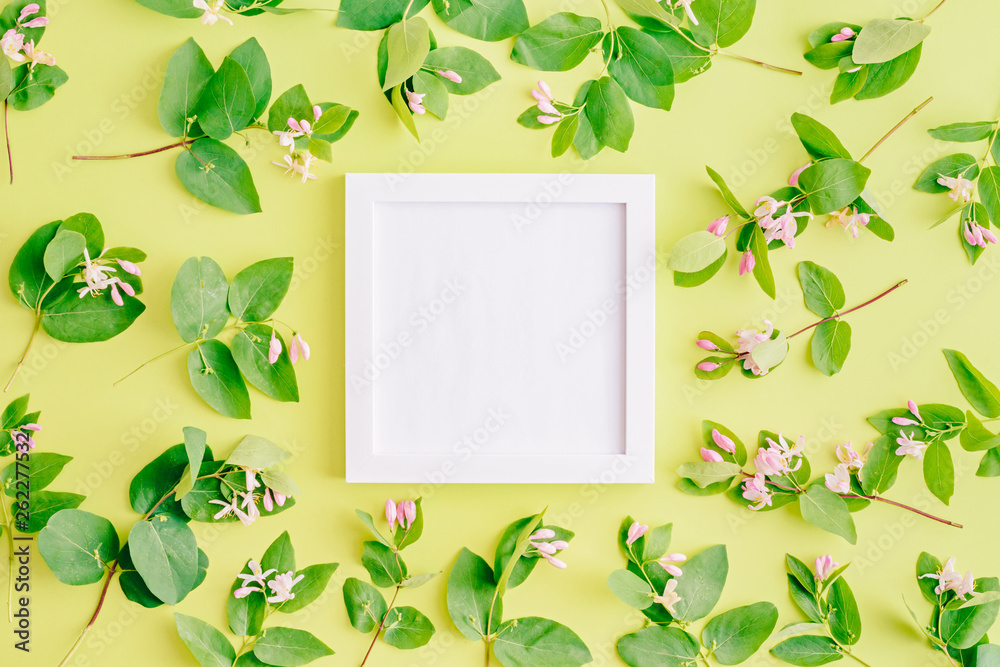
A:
2;0;999;665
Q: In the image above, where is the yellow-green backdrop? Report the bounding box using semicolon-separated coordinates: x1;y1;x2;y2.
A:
2;0;999;665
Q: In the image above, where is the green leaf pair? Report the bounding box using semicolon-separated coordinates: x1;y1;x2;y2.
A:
339;0;527;41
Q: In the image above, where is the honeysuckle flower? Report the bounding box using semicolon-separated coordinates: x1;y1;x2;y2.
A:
385;498;397;527
543;553;567;569
892;416;919;426
529;529;556;540
754;196;785;219
116;258;141;275
771;433;805;462
826;206;870;239
297;151;319;183
626;522;648;545
193;0;233;26
233;585;261;598
237;560;276;588
1;29;25;62
953;570;980;599
21;16;47;28
824;463;851;494
531;541;557;555
267;330;282;364
243;467;262;492
921;557;969;596
836;442;867;470
209;498;254;526
697;361;720;372
754;447;786;477
272;490;288;506
273;128;300;151
669;0;698;25
536;98;559;115
735;320;774;376
742;472;772;511
788;163;810;187
439;69;462;83
405;90;426;115
267;571;305;604
535;80;553;100
21;423;40;432
654;579;681;613
700;447;723;463
707;215;729;236
550;540;569;550
814;555;839;581
712;429;736;454
287;118;311;134
290;333;310;363
17;3;39;22
907;400;922;421
696;339;718;351
656;553;686;577
964;218;998;248
830;27;855;42
262;487;274;512
312;105;322;121
738;249;755;276
11;429;35;451
764;205;813;248
938;174;975;203
538;115;561;125
240;491;261;522
396;500;417;529
895;431;927;459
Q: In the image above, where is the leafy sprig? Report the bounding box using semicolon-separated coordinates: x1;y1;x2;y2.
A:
6;213;147;391
135;0;324;22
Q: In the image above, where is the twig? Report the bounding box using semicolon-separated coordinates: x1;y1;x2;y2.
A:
72;139;195;161
859;97;933;163
788;280;908;339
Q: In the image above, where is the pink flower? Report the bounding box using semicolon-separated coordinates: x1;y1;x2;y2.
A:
439;69;462;83
538;115;561;125
824;463;851;494
531;541;557;555
244;467;261;492
536;98;559;115
543;554;567;569
826;206;870;239
735;320;774;376
530;528;556;540
313;105;322;121
396;500;417;529
21;39;54;66
696;339;718;351
209;498;254;526
192;0;232;26
707;215;729;236
268;330;282;364
653;579;681;612
830;27;855;42
788;163;810;187
262;488;274;512
238;560;276;588
697;361;720;372
763;204;813;248
892;416;919;426
11;430;35;451
272;490;288;506
836;442;866;470
21;423;40;432
907;400;922;422
625;521;648;545
536;80;553;100
17;4;39;22
712;429;735;454
738;250;755;276
385;498;397;527
405;90;426;115
964;218;998;248
234;585;260;598
938;174;975;203
22;16;47;28
754;196;785;219
814;555;839;581
116;258;141;275
895;431;927;459
267;571;305;604
1;29;25;62
240;491;261;522
754;448;786;476
656;553;686;577
290;333;310;364
742;473;772;511
701;447;723;462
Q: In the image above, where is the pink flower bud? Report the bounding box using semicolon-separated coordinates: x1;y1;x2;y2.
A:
697;361;720;372
116;258;141;275
531;541;557;555
739;250;756;276
814;555;838;581
537;80;553;100
273;491;288;506
712;429;736;454
538;115;561;125
530;89;547;103
543;554;567;569
385;499;397;527
119;281;135;297
313;105;322;121
529;529;555;540
706;215;729;236
268;331;281;364
696;339;718;351
550;541;569;550
400;500;417;528
907;400;922;422
536;99;558;115
892;417;919;426
110;283;123;306
701;447;724;462
22;16;47;27
21;423;41;432
439;70;462;83
295;333;310;361
626;521;648;545
287;118;303;132
17;4;39;22
262;488;274;512
788;163;810;187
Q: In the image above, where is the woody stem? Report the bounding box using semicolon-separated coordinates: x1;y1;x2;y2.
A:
4;100;12;184
787;280;908;339
4;316;41;393
56;558;119;667
841;494;962;528
858;97;933;163
71;139;195;160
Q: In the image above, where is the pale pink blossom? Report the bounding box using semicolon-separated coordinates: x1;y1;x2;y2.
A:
21;423;40;432
697;361;720;372
267;571;305;604
262;488;274;512
439;69;462;83
653;579;681;612
536;98;559;115
701;447;723;462
543;554;567;569
836;442;867;470
696;339;718;351
273;127;302;152
116;258;141;275
754;447;787;476
826;206;870;239
244;467;262;492
268;330;281;364
22;16;47;28
11;430;35;451
536;80;553;100
738;250;755;276
892;416;920;426
290;333;310;364
824;463;851;494
669;0;698;25
550;540;569;550
735;320;774;376
707;215;729;236
529;529;556;540
712;429;736;454
531;541;557;555
17;4;39;22
396;500;417;529
238;560;276;588
656;553;686;577
754;196;785;219
625;521;648;545
240;491;261;522
895;431;927;459
964;219;998;248
20;39;54;66
192;0;232;26
920;557;980;598
313;105;322;121
742;472;772;511
1;29;25;62
814;555;839;581
764;204;813;248
953;571;979;600
938;174;975;203
209;498;254;526
287;118;311;134
405;90;426;115
830;27;855;42
788;163;810;187
538;115;561;125
272;490;288;506
385;498;397;527
234;585;260;598
907;400;922;422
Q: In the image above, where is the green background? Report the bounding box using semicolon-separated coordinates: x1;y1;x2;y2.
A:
2;0;999;664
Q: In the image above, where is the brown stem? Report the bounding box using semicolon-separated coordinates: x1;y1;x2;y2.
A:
56;559;119;667
4;316;41;393
4;100;11;184
788;280;908;339
360;586;401;667
842;494;962;528
72;139;194;161
859;97;933;163
715;49;802;76
918;0;949;22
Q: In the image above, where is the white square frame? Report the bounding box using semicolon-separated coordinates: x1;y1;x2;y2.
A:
345;173;655;484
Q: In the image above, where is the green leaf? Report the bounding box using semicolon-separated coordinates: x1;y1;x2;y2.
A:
128;516;199;605
175;426;207;501
978;645;1000;667
584;76;634;152
231;324;299;402
941;578;1000;650
797;159;871;215
788;574;823;623
492;617;592;667
56;213;104;261
797;261;845;318
176;138;261;215
277;563;338;613
749;329;787;375
1;395;29;429
187;340;252;419
672;544;727;621
690;0;756;48
261;530;296;575
673;250;726;288
411;71;449;119
390;84;419;140
8;64;68;111
174;614;236;667
362;540;406;587
253;627;334;667
810;320;851;376
551;115;580;158
493;515;562;590
607;27;674;110
978;447;1000;477
130;443;195;519
827;578;861;645
798;485;857;544
228;38;272;120
312;105;351;136
852;18;931;64
804;41;854;70
914;154;979;194
226;434;291;469
608;569;653;609
641;524;673;562
748;225;775;298
40;280;145;343
831;66;868;104
617;626;699;667
1;452;72;497
194;57;256;141
158;39;214;138
676;461;742;488
17;491;84;533
336;0;427;30
42;230;85;281
228;560;266;636
267;84;313;133
343;577;387;632
944;349;1000;418
930;122;997;143
383;606;435;649
134;0;202;18
859;435;902;495
383;17;431;91
667;231;726;273
706;166;750;218
791;114;851;161
447;547;500;639
923;439;955;505
511;13;604;71
259;469;301;497
978;166;1000;225
646;27;711;82
171;257;230;344
571;80;602;159
785;554;816;594
770;635;843;665
355;509;391;547
431;0;528;41
916;552;943;603
9;220;59;310
228;257;293;322
962;411;1000;451
702;602;778;665
855;44;921;100
38;509;119;585
613;0;680;26
0;55;11;102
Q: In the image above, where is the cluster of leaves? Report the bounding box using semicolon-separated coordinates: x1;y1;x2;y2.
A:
676;420;958;544
135;0;304;20
909;552;1000;663
515;0;778;159
175;531;337;667
770;556;867;665
609;518;777;666
696;262;904;380
804;17;930;103
7;213;146;388
667;113;892;296
338;0;502;140
153;255;301;419
914;118;1000;263
445;511;590;667
343;500;437;658
38;429;297;612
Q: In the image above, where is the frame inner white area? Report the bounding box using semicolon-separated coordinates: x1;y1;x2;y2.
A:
372;200;627;457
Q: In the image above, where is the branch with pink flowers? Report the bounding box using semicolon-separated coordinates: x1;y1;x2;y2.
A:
667;99;932;297
677;419;962;545
694;261;907;379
